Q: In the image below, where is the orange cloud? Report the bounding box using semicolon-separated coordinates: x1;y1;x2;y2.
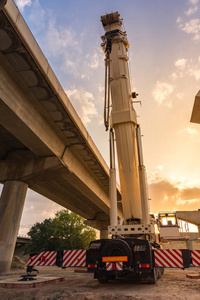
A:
149;179;200;213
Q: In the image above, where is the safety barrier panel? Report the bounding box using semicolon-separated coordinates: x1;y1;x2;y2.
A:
62;250;86;267
27;249;86;268
191;250;200;266
27;249;196;269
154;249;184;268
27;251;57;267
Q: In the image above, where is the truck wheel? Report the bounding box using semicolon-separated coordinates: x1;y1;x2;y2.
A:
160;268;164;276
157;267;164;278
101;239;133;267
98;278;109;283
157;268;161;279
147;268;158;284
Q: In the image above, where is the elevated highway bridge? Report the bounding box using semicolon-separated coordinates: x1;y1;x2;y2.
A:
0;0;122;275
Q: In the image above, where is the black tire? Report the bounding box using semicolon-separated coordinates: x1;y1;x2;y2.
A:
157;268;161;279
147;268;158;284
98;278;109;283
101;239;133;268
160;268;164;276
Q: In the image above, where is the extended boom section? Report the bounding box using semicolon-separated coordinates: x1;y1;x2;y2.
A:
101;12;147;224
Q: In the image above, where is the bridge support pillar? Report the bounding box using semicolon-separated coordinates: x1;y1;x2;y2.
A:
0;181;28;275
84;219;109;239
100;229;108;239
198;225;200;237
186;239;193;250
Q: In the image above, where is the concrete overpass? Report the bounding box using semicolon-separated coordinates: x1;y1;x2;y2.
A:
188;92;200;233
176;210;200;233
16;235;30;245
0;0;122;275
191;90;200;124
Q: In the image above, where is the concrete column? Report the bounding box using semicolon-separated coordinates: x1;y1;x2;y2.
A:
0;181;28;275
186;239;193;250
84;219;109;240
198;225;200;237
100;229;108;239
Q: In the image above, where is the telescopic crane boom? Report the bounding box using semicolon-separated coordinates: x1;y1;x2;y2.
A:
101;12;149;225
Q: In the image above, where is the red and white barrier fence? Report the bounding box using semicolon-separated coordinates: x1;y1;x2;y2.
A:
191;250;200;266
27;251;57;267
154;249;184;268
27;249;86;268
63;250;86;267
27;249;200;270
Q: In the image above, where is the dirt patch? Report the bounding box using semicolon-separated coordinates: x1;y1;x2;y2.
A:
11;256;27;270
1;242;199;299
1;267;200;300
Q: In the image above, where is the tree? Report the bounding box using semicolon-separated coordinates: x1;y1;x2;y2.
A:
25;210;96;253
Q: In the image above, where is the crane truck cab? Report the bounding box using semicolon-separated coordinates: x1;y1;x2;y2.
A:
158;212;181;240
87;237;162;283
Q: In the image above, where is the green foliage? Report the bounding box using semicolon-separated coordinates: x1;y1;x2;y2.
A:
25;210;96;253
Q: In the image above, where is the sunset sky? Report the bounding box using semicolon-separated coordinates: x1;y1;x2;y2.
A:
4;0;200;233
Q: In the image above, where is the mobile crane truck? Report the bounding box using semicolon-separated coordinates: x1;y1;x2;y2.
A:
26;11;195;282
86;12;163;283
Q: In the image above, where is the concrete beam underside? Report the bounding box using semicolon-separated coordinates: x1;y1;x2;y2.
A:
0;56;113;219
84;219;109;239
176;211;200;227
0;157;111;220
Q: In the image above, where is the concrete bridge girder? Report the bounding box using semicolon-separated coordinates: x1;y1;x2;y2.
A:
0;53;65;157
176;211;200;227
176;211;200;238
0;156;112;220
0;55;112;218
84;219;110;239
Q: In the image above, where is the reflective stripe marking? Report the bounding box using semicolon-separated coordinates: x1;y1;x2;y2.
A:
27;251;57;266
154;249;183;268
102;256;128;262
106;262;113;271
106;262;123;271
164;249;183;267
116;262;123;270
27;252;43;266
191;250;200;266
28;250;86;268
62;250;86;267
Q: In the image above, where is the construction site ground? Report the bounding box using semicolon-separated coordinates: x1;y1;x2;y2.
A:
0;241;200;300
1;266;200;300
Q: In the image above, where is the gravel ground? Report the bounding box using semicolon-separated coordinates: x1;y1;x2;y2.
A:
0;266;200;300
1;241;199;299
